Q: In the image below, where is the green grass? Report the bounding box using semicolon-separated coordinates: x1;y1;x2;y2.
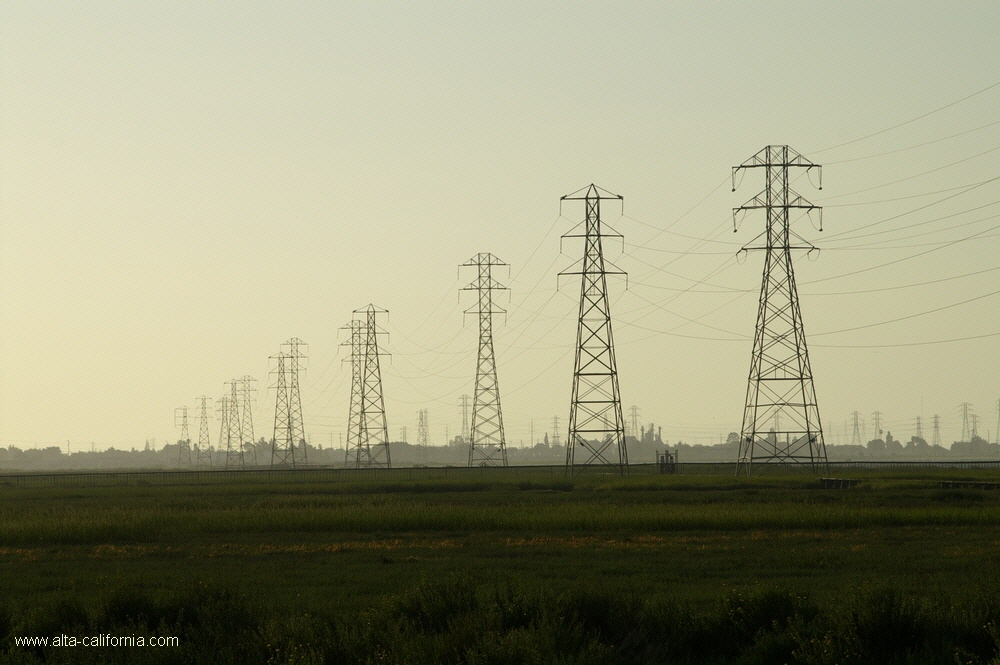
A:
3;470;1000;663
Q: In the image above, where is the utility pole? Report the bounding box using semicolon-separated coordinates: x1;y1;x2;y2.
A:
175;406;192;468
733;146;827;476
850;411;862;446
195;396;213;467
345;305;391;468
239;375;258;466
932;414;943;448
461;253;509;467
271;338;309;467
560;185;628;474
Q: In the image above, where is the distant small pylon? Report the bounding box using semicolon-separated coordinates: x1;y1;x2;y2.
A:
175;406;192;468
195;396;213;467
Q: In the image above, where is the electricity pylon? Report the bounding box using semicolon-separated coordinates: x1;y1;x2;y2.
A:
551;415;561;447
341;319;365;464
628;406;642;440
915;416;924;440
224;379;244;468
271;338;309;467
345;306;391;468
932;414;943;447
560;184;628;474
850;411;862;446
960;402;974;441
239;375;258;466
458;394;471;443
733;146;828;476
175;406;192;468
216;395;229;467
461;253;509;467
417;409;429;447
195;396;213;468
872;411;884;441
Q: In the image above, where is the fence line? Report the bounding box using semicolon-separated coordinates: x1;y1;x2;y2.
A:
0;460;998;489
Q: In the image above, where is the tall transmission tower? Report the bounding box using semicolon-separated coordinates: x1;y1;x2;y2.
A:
932;414;943;447
417;409;429;447
271;338;309;467
345;305;391;468
195;396;213;467
850;411;862;446
239;375;258;466
461;253;509;467
458;394;471;443
628;406;642;440
960;402;973;442
733;146;827;476
915;416;924;441
560;185;628;474
872;411;884;441
175;406;192;468
223;380;244;468
551;416;561;448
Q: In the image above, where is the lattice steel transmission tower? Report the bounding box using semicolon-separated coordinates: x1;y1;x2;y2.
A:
960;402;975;441
458;394;471;444
271;338;309;467
850;411;862;446
932;414;943;447
239;375;258;466
223;380;244;468
915;416;924;441
733;146;827;476
461;253;509;467
417;409;429;447
560;185;628;474
628;406;642;440
551;416;561;448
195;396;213;467
872;411;884;441
175;406;192;468
345;306;391;468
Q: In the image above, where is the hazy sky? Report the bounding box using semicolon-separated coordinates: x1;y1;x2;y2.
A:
2;2;998;453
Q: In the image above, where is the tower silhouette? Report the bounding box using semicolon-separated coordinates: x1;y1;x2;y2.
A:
560;185;628;474
345;306;391;468
872;411;884;441
932;414;943;447
271;338;308;467
175;406;192;468
458;394;471;444
915;415;924;441
224;379;244;468
195;396;213;468
417;409;429;447
239;375;258;466
850;411;862;446
733;146;827;476
628;406;642;440
216;395;230;467
461;253;509;467
960;402;974;442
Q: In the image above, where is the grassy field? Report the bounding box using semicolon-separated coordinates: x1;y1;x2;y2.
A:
3;469;1000;663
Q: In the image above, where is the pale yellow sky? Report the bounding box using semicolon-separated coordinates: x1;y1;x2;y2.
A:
1;2;998;451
